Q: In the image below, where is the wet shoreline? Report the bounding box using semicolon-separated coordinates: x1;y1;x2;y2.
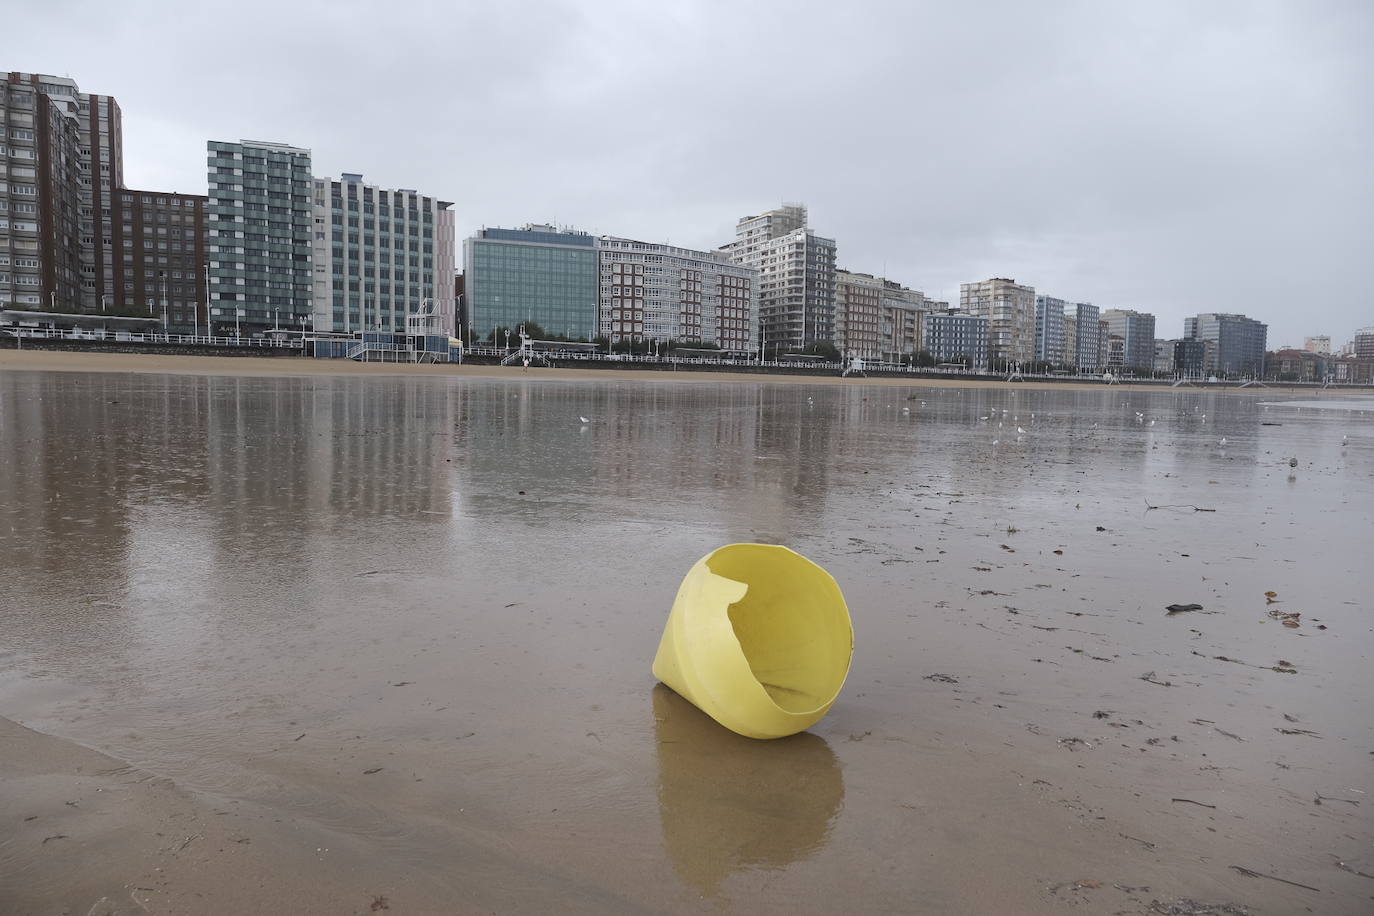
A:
1;368;1369;914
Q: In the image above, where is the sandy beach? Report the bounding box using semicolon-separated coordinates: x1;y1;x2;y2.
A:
0;347;1329;394
1;358;1370;914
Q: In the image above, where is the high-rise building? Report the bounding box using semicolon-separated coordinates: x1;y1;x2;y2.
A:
2;73;84;311
4;73;124;313
724;204;837;351
3;72;211;324
462;224;598;343
206;140;314;336
110;190;207;332
1033;295;1066;364
597;236;756;349
1063;315;1078;367
1103;308;1156;372
310;173;455;336
960;278;1035;363
1353;328;1374;359
923;311;988;367
835;270;883;359
1183;312;1268;376
1069;303;1102;370
836;272;932;362
880;280;928;363
1097;319;1110;368
1304;335;1331;355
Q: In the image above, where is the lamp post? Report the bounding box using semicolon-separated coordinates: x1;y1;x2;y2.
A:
100;294;108;313
159;272;168;338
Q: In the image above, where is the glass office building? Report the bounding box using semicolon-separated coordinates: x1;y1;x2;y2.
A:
462;225;598;342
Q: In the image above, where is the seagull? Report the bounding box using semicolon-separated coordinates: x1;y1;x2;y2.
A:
1017;426;1026;435
1289;457;1298;468
579;416;590;424
1342;435;1348;446
902;407;911;414
992;439;999;445
979;415;990;422
1149;419;1155;427
1219;437;1227;446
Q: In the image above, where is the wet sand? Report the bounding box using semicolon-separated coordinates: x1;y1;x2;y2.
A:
1;368;1370;914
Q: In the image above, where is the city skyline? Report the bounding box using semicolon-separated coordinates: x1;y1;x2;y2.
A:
7;0;1373;347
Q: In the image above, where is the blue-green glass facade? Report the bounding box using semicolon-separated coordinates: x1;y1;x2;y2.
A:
463;227;598;341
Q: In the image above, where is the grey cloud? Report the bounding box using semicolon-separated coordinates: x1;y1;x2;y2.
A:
10;0;1372;345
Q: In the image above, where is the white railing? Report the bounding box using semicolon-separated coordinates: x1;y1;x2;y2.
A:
2;326;304;349
346;342;424;363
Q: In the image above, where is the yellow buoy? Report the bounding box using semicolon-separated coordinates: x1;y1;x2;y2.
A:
652;543;854;739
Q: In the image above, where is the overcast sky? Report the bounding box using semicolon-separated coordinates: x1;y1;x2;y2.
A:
13;0;1373;346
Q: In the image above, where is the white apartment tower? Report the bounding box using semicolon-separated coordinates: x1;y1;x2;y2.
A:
725;204;836;351
960;278;1036;363
311;173;455;336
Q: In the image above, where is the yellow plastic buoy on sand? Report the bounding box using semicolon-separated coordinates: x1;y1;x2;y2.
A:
652;543;854;739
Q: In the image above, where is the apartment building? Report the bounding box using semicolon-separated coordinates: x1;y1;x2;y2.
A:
724;204;836;351
960;278;1035;363
1;73;83;310
311;173;455;336
835;270;883;359
923;311;988;367
206;140;314;335
881;281;928;362
1103;308;1156;372
1033;295;1066;364
3;73;125;313
109;190;207;331
598;236;756;349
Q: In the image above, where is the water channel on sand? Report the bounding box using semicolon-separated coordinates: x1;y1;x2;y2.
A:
1;369;1371;914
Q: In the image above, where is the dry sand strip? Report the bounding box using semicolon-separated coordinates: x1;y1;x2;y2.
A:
0;717;656;915
0;715;389;915
0;348;1320;393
